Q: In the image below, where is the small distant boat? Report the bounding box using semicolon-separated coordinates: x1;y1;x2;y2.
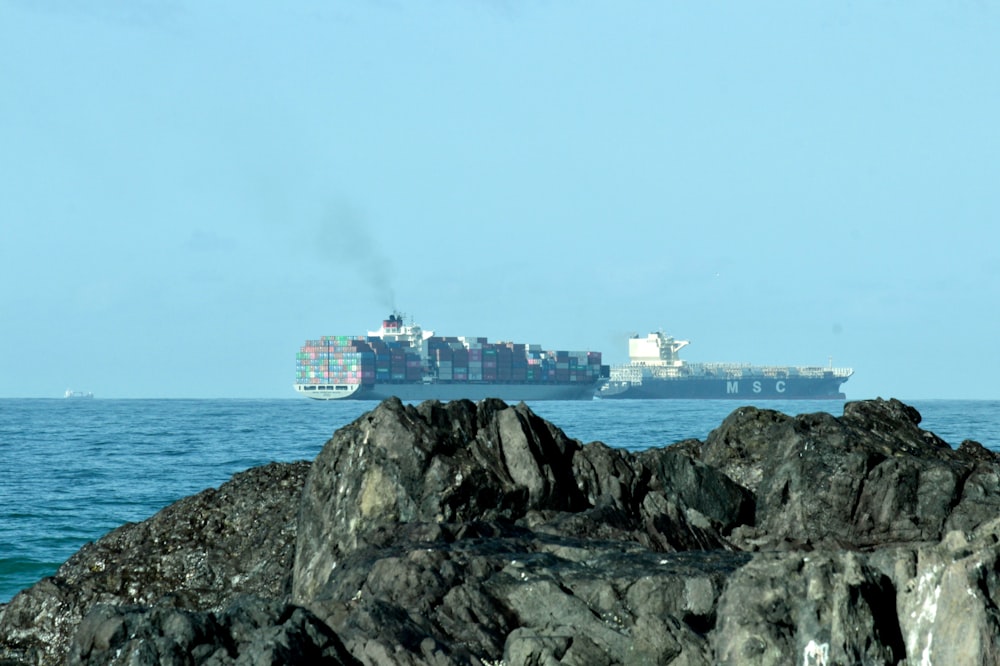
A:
64;389;94;399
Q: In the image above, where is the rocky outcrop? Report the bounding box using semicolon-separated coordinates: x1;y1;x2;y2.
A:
0;461;310;666
2;396;999;665
291;398;753;664
688;399;1000;550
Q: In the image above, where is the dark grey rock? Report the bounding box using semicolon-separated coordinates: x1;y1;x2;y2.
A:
4;396;1000;666
307;526;743;666
0;461;310;666
292;397;751;664
293;398;744;607
292;399;587;604
68;596;359;665
689;397;1000;550
709;550;905;665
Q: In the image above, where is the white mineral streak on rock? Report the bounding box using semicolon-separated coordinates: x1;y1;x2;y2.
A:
921;635;934;666
907;564;943;666
803;639;829;666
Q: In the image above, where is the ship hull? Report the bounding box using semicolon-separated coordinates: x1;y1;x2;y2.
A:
597;375;847;400
595;329;852;401
295;381;596;401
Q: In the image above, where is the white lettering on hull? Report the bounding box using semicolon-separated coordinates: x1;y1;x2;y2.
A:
729;380;787;395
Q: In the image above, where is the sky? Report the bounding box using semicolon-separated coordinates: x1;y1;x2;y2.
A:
1;1;998;400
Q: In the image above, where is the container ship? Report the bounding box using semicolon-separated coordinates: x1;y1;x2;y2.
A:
596;330;853;400
295;314;609;401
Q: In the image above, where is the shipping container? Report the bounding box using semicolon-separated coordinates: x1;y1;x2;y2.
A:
297;314;605;399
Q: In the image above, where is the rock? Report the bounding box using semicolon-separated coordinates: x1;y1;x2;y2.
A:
4;396;1000;665
0;462;310;666
891;518;1000;665
67;596;359;665
292;397;754;664
309;525;743;666
292;399;589;604
633;445;755;535
293;398;744;606
709;550;905;665
690;398;1000;550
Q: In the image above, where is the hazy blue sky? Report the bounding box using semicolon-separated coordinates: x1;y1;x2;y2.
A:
2;1;998;400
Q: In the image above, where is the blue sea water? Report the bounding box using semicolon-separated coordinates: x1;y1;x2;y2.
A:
1;397;998;603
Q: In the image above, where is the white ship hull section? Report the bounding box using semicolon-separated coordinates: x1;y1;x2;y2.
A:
294;382;593;402
294;383;363;400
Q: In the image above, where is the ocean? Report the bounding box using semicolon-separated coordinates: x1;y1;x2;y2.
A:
2;397;998;603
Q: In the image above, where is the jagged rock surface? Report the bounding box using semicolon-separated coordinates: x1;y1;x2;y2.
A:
685;398;1000;549
68;596;359;666
292;398;754;664
3;396;1000;665
710;550;906;665
889;518;1000;664
292;398;749;605
0;462;310;666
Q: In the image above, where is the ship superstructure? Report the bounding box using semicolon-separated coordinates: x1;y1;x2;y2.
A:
295;313;608;401
597;331;852;400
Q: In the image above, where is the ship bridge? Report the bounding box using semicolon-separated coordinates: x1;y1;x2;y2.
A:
370;312;434;347
628;331;689;367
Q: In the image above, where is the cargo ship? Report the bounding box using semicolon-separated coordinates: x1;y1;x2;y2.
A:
596;330;853;400
295;314;609;401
